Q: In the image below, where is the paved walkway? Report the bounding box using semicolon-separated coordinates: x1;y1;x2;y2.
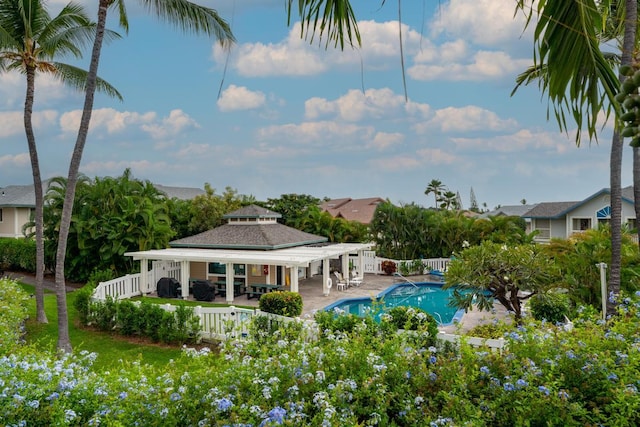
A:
4;271;81;293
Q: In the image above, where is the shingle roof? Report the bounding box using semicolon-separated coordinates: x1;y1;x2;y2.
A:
0;180;50;207
479;204;538;219
224;205;281;219
153;184;204;200
522;201;580;218
170;223;327;250
320;197;385;224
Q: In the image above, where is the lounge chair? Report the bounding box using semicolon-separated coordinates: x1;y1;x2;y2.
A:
350;271;363;287
334;271;348;291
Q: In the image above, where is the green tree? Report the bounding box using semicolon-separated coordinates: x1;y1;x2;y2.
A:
187;184;244;235
513;0;633;318
424;179;444;209
264;194;321;226
0;0;120;324
439;190;458;211
445;242;559;323
40;170;173;282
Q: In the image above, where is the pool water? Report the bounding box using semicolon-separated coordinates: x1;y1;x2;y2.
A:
324;282;464;325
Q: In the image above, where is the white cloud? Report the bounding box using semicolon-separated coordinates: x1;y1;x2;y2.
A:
257;120;374;147
217;85;266;112
415;148;458;164
141;109;200;139
417;105;517;133
60;108;157;135
429;0;530;46
305;88;429;122
0;110;59;137
409;50;531;81
450;129;573;153
0;153;30;168
369;132;404;150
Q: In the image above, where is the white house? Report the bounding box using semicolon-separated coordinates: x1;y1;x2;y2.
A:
523;187;636;242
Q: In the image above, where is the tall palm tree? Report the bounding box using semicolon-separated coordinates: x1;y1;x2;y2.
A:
0;0;120;325
53;0;360;352
424;179;444;209
513;0;632;316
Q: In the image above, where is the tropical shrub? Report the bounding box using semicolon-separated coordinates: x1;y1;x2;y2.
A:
0;238;36;272
528;292;571;324
381;260;397;275
259;291;303;317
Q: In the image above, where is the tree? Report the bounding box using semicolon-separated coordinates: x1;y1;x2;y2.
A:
40;170;173;281
0;0;120;324
444;242;559;323
187;184;244;235
439;190;458;210
469;187;479;212
51;0;361;352
513;0;629;317
264;194;321;227
424;179;444;209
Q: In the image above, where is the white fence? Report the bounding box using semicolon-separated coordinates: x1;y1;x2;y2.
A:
374;257;450;275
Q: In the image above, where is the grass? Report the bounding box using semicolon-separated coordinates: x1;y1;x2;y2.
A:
20;284;184;370
131;295;254;310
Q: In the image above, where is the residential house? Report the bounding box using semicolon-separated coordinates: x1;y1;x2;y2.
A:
523;187;636;242
320;197;386;224
479;204;538;234
0;180;204;239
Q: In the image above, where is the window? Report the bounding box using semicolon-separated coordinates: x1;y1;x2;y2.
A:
572;218;591;232
0;208;3;222
534;218;550;239
208;262;246;276
627;218;637;231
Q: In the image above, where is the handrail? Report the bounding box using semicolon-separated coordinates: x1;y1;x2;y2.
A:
393;272;418;288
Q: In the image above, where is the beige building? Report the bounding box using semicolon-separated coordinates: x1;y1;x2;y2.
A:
320;197;386;224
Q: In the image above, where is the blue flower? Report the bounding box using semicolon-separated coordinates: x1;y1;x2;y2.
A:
480;366;490;375
608;373;619;381
217;397;233;412
170;392;181;401
538;386;550;396
260;406;287;426
428;355;437;364
516;379;528;388
503;382;515;392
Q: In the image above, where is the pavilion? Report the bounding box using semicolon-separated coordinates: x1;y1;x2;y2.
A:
125;205;373;303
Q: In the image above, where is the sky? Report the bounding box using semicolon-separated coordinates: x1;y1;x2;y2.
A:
0;0;629;210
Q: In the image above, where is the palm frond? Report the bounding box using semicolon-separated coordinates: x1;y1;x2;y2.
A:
52;62;123;101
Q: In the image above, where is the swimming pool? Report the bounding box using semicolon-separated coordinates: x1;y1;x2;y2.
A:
323;282;464;325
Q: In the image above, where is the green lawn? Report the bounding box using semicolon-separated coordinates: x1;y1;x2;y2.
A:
21;284;184;370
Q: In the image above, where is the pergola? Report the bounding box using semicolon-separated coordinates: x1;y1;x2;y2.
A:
125;242;373;303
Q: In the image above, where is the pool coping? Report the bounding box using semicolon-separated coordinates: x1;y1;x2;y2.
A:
323;281;466;326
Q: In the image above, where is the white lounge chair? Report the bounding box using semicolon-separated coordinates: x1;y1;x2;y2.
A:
334;271;348;291
350;271;363;287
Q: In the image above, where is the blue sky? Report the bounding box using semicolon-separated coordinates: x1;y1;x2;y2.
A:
0;0;626;210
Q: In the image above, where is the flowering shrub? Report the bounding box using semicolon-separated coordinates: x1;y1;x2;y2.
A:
2;291;640;425
381;260;397;275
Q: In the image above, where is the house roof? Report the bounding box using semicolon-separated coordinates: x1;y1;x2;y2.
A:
170;223;327;250
523;186;635;219
479;204;538;219
320;197;385;224
0;180;203;208
126;242;373;268
223;204;281;219
170;204;327;250
154;184;205;200
0;180;50;208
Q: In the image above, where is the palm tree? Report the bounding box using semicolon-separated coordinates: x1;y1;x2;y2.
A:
52;0;360;352
513;0;633;316
425;179;444;209
0;0;120;325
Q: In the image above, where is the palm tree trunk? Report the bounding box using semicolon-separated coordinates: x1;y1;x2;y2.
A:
608;0;638;317
54;0;109;353
24;65;47;324
635;147;640;247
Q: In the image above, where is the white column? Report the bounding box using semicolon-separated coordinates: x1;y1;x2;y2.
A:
225;262;234;304
341;255;349;286
180;260;190;299
140;258;149;294
290;267;299;293
357;251;364;277
322;258;330;296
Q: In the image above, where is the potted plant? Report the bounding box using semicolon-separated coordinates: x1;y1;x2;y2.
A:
381;260;397;275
